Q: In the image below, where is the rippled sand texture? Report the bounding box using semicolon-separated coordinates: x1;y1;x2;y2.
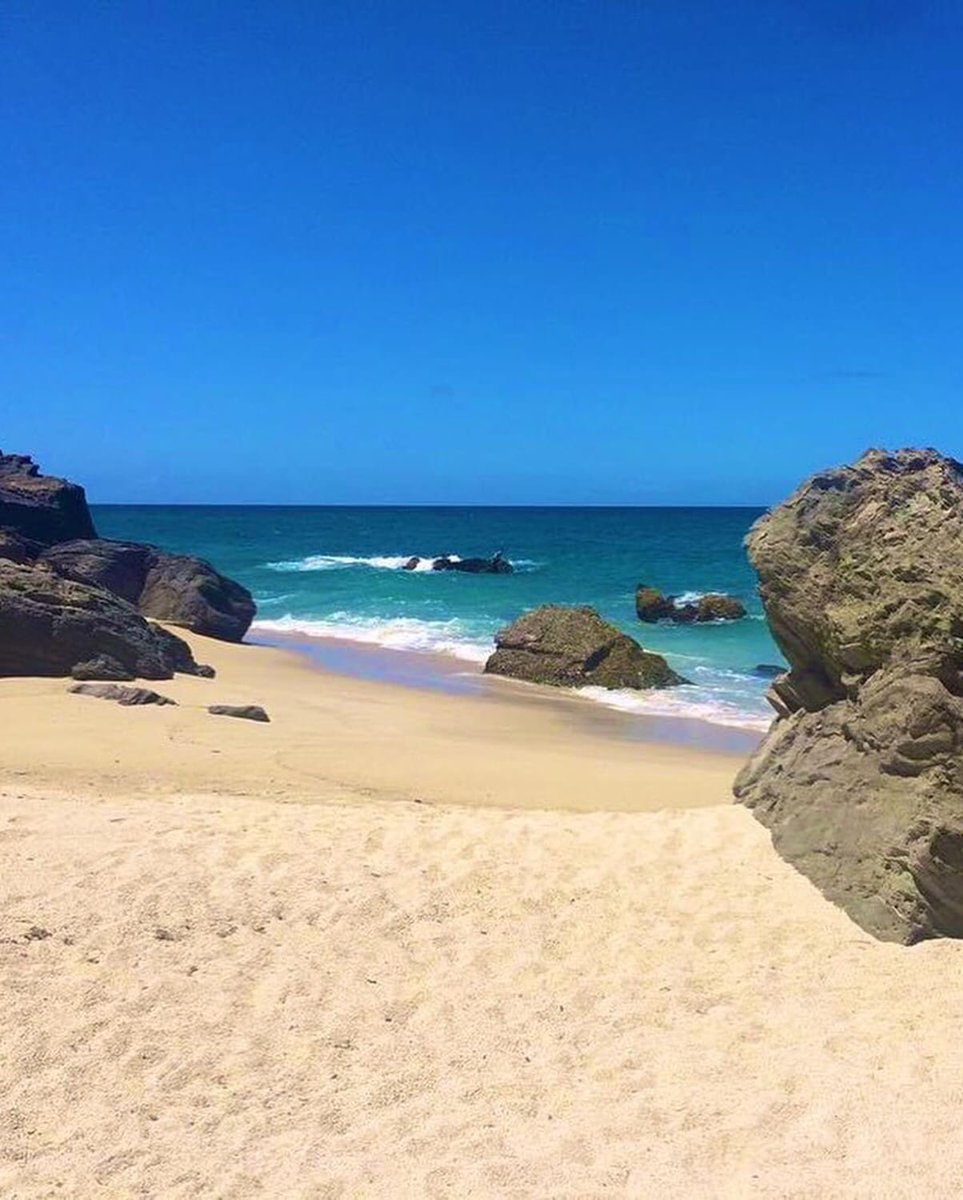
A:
3;786;963;1199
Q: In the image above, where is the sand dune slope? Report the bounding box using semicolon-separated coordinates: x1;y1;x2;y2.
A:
2;786;963;1198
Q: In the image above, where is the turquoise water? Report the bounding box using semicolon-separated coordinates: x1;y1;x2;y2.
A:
93;505;783;731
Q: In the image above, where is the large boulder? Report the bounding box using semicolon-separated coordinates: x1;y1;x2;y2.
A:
0;561;203;679
484;605;688;690
734;448;963;943
0;452;96;545
40;539;255;642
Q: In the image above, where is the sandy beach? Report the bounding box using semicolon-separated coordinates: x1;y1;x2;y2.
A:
3;635;963;1198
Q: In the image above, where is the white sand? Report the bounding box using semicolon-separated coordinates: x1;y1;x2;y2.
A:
2;637;963;1197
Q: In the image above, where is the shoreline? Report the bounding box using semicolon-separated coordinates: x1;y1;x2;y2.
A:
250;627;767;756
0;630;745;813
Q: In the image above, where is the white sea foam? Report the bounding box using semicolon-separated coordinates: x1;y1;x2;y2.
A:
252;613;493;663
265;554;446;572
265;553;540;573
577;685;773;732
253;613;770;730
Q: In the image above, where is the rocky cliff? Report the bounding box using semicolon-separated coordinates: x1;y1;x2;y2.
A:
0;451;256;679
0;451;96;544
734;448;963;943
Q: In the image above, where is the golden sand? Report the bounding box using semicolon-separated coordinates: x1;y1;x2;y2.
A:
2;635;962;1198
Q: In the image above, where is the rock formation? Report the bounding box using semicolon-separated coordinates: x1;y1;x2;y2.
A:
0;561;202;679
484;605;688;690
0;451;255;677
634;586;677;622
734;448;963;943
42;540;255;642
635;585;746;624
404;553;514;574
0;452;96;544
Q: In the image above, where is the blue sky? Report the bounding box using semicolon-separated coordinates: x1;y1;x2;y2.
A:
3;1;962;504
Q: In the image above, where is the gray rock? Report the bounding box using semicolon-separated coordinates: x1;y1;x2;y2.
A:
71;655;136;682
70;682;177;706
149;623;216;678
484;605;688;690
0;561;189;679
735;448;963;943
41;539;255;643
207;704;270;722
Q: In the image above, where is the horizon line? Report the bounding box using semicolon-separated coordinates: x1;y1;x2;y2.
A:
89;500;771;510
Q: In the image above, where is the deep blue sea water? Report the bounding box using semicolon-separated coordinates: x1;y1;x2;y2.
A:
92;505;784;731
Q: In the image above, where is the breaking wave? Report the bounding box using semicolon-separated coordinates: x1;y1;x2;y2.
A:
264;553;539;573
252;613;493;663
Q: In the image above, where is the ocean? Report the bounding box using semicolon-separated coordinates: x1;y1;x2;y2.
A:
92;505;784;733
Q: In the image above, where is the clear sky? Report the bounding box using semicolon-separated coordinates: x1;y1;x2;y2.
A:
3;1;962;504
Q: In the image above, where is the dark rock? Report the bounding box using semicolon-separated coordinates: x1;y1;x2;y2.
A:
70;682;177;706
635;586;676;623
636;585;746;624
432;552;514;575
752;663;785;679
403;557;421;571
41;539;255;642
41;539;150;604
0;451;96;545
734;447;963;943
71;655;136;682
484;605;688;690
0;561;187;679
207;704;270;722
139;551;255;641
0;528;42;565
149;623;216;678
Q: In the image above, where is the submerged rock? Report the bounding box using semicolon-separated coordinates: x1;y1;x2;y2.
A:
635;585;746;624
436;552;514;575
635;586;676;623
41;539;255;643
734;448;963;943
404;552;514;574
0;451;96;545
484;605;688;690
70;682;177;706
